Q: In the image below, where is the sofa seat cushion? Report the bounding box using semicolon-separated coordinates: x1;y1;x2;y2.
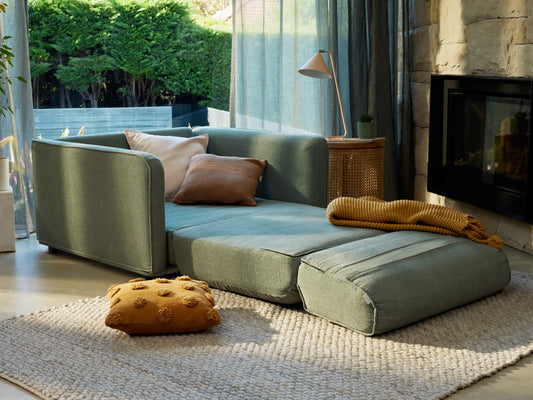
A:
167;199;384;304
165;202;259;265
297;231;510;335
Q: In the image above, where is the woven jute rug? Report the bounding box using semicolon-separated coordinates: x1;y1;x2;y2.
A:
1;271;533;400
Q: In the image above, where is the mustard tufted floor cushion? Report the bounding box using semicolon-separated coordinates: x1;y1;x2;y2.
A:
105;276;221;334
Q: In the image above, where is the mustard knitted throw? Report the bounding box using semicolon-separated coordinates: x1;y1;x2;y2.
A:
327;196;504;249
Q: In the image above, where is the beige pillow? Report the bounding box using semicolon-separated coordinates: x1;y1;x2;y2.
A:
173;154;267;206
105;276;221;335
124;130;208;200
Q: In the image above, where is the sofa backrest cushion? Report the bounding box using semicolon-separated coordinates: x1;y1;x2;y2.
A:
56;127;194;149
192;127;328;208
56;126;329;208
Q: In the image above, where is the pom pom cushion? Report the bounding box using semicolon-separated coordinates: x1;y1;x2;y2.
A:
124;130;208;200
105;276;221;334
173;154;267;206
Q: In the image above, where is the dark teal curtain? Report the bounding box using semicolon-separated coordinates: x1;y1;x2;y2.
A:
322;0;412;200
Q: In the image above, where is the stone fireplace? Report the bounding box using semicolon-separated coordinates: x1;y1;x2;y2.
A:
410;0;533;254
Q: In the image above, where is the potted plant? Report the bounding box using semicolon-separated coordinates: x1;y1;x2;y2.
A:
357;112;376;139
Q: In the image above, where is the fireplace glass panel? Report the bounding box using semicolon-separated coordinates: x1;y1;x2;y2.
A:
448;92;529;194
429;75;533;222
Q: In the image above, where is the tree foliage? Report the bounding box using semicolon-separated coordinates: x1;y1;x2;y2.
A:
28;0;231;110
56;54;115;108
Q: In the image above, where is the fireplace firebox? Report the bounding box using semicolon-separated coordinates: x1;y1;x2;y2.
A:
428;75;533;222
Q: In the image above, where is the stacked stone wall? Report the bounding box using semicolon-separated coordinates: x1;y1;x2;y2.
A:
410;0;533;253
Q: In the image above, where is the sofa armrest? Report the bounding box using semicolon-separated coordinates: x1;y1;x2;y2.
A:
193;127;329;207
32;138;169;275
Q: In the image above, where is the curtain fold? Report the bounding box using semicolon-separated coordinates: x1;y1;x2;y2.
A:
395;0;414;199
0;0;35;238
231;0;413;199
325;0;412;200
231;0;327;134
368;0;397;200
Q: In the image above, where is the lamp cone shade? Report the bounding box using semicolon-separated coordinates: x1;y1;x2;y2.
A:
298;52;331;79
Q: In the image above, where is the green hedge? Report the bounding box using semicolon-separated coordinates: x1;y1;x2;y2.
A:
28;0;231;110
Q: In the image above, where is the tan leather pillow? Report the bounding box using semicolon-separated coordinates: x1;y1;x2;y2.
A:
105;276;220;335
172;154;267;206
124;130;208;200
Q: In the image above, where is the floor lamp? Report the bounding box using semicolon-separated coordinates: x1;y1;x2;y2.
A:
298;50;348;140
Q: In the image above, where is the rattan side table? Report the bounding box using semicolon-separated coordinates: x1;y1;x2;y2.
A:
327;137;385;203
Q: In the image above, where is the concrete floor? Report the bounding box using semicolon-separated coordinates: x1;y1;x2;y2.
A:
0;235;532;399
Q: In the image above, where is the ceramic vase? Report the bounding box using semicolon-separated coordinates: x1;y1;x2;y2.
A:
0;157;9;191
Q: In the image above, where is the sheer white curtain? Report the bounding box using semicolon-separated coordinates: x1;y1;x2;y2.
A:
0;0;35;238
231;0;335;135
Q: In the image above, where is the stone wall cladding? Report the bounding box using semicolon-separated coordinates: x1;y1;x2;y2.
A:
410;0;533;253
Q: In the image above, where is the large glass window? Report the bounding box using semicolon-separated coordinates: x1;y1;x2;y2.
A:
28;0;232;138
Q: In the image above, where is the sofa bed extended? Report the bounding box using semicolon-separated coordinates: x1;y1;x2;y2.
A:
32;127;510;335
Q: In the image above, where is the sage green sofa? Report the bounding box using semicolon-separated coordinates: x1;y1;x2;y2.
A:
33;127;384;303
32;127;510;335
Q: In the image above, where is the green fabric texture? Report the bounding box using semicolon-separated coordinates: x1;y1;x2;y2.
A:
164;201;258;265
32;139;169;275
297;231;510;335
58;133;131;148
193;127;329;208
171;199;383;304
57;128;194;147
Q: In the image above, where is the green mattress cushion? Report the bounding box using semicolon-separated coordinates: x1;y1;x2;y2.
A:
297;230;510;335
165;201;258;264
167;199;384;304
